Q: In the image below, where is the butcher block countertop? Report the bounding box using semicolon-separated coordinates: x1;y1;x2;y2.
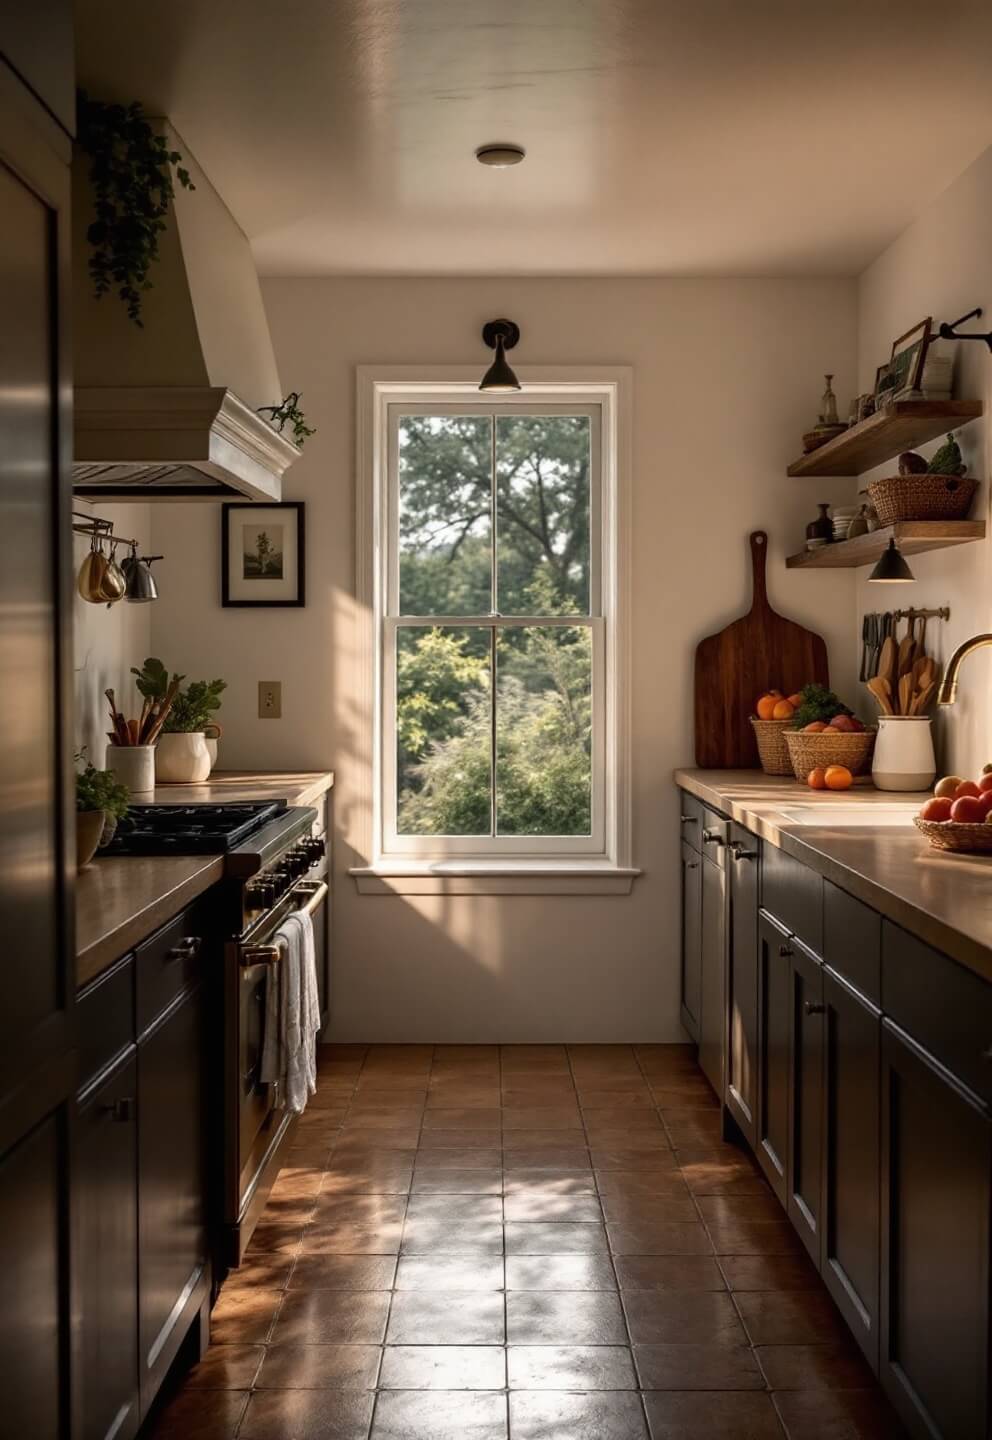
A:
76;770;334;990
676;769;992;983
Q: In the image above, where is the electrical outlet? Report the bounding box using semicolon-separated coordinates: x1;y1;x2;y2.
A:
258;681;282;719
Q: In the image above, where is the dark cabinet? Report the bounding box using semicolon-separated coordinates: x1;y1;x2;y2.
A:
727;825;760;1143
880;1022;991;1440
821;967;880;1370
787;939;823;1263
77;1051;139;1440
756;910;791;1204
699;826;728;1096
680;839;702;1041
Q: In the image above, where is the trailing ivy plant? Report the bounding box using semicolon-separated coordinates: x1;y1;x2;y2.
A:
76;92;195;326
257;392;317;447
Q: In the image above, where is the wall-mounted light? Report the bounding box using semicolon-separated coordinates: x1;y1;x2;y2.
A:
868;538;915;583
479;319;521;393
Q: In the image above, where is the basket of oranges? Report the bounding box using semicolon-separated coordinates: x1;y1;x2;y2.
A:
750;690;803;775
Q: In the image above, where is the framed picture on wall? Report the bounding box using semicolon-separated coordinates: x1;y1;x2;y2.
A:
221;502;306;607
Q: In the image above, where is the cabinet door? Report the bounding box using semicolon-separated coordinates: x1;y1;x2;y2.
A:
880;1024;990;1440
699;848;727;1097
77;1052;139;1440
756;911;791;1204
680;840;702;1041
727;827;760;1143
788;940;824;1263
138;986;209;1418
821;968;880;1371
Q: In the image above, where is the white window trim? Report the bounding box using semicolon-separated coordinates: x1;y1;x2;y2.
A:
352;366;636;896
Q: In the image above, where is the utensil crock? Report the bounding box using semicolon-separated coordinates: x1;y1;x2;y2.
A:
105;744;155;796
872;715;936;792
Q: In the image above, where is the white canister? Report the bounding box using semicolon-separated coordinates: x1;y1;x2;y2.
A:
203;723;221;775
871;716;936;792
105;744;155;796
155;731;212;784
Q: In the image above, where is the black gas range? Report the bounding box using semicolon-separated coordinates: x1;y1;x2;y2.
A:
102;801;286;855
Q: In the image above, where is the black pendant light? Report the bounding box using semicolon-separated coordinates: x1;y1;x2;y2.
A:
479;319;522;392
868;537;915;583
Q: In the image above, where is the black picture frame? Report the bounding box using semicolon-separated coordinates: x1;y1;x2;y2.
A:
221;501;306;608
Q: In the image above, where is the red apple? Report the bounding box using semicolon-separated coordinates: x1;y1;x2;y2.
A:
955;780;982;800
951;795;986;824
978;773;992;795
920;796;953;822
830;714;856;732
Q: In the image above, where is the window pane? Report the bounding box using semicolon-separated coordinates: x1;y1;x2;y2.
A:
495;626;592;836
399;416;492;615
495;415;590;615
396;626;492;836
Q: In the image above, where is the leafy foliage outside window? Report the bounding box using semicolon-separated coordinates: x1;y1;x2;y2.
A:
76;92;195;326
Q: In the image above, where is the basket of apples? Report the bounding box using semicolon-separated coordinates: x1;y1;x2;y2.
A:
915;770;992;853
781;684;875;782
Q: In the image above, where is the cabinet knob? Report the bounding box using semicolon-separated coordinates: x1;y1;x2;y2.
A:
778;944;794;958
166;935;202;963
686;860;699;870
702;829;723;845
101;1097;135;1123
729;842;757;861
804;1001;826;1016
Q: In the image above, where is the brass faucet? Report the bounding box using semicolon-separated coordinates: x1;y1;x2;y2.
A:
937;634;992;705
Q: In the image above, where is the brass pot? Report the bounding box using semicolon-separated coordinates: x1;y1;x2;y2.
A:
77;539;109;603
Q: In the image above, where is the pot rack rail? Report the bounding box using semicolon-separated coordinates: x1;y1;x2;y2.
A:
72;509;142;551
887;607;950;623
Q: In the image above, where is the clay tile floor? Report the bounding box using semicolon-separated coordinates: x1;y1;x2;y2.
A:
146;1044;905;1440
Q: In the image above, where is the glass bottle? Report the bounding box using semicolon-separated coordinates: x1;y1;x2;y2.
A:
806;503;833;544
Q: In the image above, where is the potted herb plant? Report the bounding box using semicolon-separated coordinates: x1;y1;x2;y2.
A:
157;675;227;783
76;756;130;869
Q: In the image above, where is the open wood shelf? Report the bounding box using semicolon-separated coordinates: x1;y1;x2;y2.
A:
786;521;986;569
787;399;983;478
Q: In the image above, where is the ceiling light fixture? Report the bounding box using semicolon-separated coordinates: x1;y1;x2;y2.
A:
868;537;915;583
479;319;522;393
475;143;526;168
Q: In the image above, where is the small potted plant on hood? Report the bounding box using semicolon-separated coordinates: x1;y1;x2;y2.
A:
76;755;130;869
157;674;227;783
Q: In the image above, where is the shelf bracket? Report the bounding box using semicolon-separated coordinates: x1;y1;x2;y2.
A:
938;308;992;352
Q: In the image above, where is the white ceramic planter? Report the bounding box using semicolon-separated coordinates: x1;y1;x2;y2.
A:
105;744;155;796
155;731;211;784
872;715;936;792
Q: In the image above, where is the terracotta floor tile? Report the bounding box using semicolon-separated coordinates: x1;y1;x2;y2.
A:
588;1131;673;1152
414;1146;502;1168
505;1254;618;1291
735;1290;851;1346
663;1112;723;1144
505;1221;609;1254
425;1091;502;1109
310;1195;408;1226
400;1217;503;1254
707;1221;805;1257
599;1193;698;1224
271;1290;391;1345
371;1389;508;1439
695;1194;783;1225
422;1107;502;1130
502;1107;583;1130
385;1290;505;1344
503;1192;603;1222
394;1255;504;1290
321;1164;414;1196
268;1165;328;1199
302;1223;404;1255
416;1128;502;1149
503;1084;581;1104
405;1194;502;1223
642;1390;785;1438
240;1388;374;1440
578;1090;655;1110
379;1345;506;1389
411;1167;503;1194
508;1344;637;1390
592;1149;680;1171
333;1128;422;1150
719;1253;821;1292
622;1290;747;1346
613;1256;727;1292
207;1287;284;1343
244;1222;305;1256
219;1255;296;1293
509;1390;648;1439
607;1222;713;1257
145;1388;249;1439
583;1108;666;1130
504;1146;591;1169
341;1108;423;1129
505;1167;597;1194
288;1255;398;1290
503;1128;591;1150
756;1342;876;1391
255;1344;382;1389
634;1343;764;1391
772;1388;905;1439
595;1170;689;1197
506;1290;627;1343
185;1345;265;1389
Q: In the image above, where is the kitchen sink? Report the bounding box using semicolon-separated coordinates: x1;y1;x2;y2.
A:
774;803;921;828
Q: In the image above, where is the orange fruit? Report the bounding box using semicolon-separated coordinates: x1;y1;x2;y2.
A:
787;693;803;708
824;765;853;791
804;721;827;733
807;766;827;790
756;693;779;720
771;699;795;720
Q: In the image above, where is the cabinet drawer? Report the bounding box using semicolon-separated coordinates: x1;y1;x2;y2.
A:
761;845;822;954
679;792;704;852
882;921;992;1106
823;882;880;1007
136;908;207;1038
77;954;135;1092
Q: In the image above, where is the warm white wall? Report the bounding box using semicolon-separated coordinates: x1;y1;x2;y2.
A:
73;503;153;764
857;145;992;778
149;277;857;1041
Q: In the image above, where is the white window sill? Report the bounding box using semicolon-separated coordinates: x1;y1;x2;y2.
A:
349;862;641;896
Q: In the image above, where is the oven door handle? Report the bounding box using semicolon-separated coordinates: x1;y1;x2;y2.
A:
239;881;329;967
293;880;329;916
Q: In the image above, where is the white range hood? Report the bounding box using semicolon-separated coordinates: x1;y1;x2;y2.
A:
72;121;297;502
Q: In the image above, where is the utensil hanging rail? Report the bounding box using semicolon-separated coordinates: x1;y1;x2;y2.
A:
889;607;950;623
72;510;141;550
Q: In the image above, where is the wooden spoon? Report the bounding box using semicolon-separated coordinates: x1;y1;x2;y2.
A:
898;672;913;716
867;677;894;715
911;682;936;715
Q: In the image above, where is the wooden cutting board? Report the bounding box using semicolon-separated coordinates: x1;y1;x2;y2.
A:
694;531;829;768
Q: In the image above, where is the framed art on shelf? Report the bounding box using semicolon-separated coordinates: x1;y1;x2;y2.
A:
222;501;306;607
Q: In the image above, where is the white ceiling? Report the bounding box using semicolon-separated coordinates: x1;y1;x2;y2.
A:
75;0;992;278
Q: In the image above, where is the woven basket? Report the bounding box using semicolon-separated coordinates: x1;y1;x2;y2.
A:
750;718;795;776
783;727;876;782
913;816;992;854
867;473;978;525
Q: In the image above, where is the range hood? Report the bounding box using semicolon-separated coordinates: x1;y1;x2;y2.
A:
72;121;298;502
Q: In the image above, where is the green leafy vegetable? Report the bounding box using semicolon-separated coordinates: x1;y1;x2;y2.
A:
164;678;227;733
75;755;130;820
790;683;852;730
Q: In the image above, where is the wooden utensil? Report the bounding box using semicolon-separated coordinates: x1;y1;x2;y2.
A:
876;635;897;695
867;676;894;715
897;620;916;680
694;530;829;767
911;682;936;715
898;672;913;716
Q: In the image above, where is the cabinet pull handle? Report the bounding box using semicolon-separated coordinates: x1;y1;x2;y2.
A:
729;842;757;861
686;861;699;870
680;814;698;824
804;1001;826;1016
702;829;723;845
166;936;202;963
101;1097;135;1123
778;944;794;958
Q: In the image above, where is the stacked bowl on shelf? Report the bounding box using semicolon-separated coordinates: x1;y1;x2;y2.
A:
831;505;860;541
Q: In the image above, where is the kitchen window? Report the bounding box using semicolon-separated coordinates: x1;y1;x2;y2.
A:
355;370;634;893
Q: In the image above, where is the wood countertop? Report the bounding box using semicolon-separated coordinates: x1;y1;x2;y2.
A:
76;770;334;990
675;769;992;983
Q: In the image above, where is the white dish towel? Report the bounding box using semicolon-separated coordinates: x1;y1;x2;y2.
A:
260;909;320;1113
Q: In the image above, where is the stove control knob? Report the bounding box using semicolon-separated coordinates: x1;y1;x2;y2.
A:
246;882;266;911
305;837;325;861
288;847;309;877
270;869;291;898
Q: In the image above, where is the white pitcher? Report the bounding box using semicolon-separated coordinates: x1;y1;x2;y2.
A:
872;716;936;792
155;732;211;784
